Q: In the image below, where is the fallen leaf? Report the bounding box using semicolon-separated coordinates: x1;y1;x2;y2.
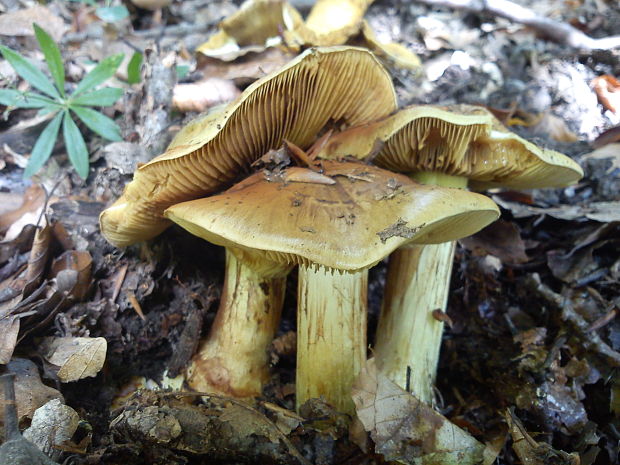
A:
172;78;240;113
592;126;620;148
0;6;67;41
591;75;620;113
23;399;80;459
581;143;620;173
530;112;579;143
352;359;487;464
492;195;620;222
460;220;529;264
0;358;63;428
0;316;20;364
50;250;93;301
505;409;580;465
39;337;107;382
0;185;45;235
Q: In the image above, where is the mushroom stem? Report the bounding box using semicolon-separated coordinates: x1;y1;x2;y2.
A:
374;242;455;403
296;265;368;414
187;249;289;398
374;171;468;404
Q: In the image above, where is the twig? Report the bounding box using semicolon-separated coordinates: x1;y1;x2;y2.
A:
525;273;620;367
414;0;620;50
1;374;20;441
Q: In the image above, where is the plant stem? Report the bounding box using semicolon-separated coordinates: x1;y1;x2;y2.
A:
187;250;289;398
296;265;367;414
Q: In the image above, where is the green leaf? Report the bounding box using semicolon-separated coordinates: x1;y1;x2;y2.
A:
96;5;129;22
62;111;90;179
127;52;143;85
69;87;123;106
73;54;124;96
33;23;65;98
176;65;190;79
0;45;60;99
23;111;63;178
71;106;122;141
0;89;59;109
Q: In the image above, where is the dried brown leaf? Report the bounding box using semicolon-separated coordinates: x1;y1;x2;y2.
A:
592;75;620;113
0;6;67;41
172;79;240;113
460;220;529;264
39;337;107;382
0;359;63;428
505;409;579;465
50;251;92;301
351;359;487;464
0;316;20;364
581;143;620;173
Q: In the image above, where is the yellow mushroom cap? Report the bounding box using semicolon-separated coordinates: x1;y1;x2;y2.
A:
100;46;397;247
318;104;584;189
304;0;374;46
164;160;500;272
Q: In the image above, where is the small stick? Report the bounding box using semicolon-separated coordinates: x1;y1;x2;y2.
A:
414;0;620;50
1;373;20;441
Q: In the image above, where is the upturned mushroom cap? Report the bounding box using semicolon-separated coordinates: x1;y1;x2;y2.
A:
197;0;305;60
318;104;584;189
164;160;499;272
304;0;374;46
100;46;397;247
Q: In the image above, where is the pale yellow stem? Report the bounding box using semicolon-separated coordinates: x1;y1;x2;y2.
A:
187;250;289;398
374;242;455;403
296;265;368;414
375;171;467;404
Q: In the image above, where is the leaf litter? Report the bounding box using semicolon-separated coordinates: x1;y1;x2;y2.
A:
1;0;620;464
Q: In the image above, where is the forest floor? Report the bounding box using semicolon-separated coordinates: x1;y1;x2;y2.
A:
0;0;619;464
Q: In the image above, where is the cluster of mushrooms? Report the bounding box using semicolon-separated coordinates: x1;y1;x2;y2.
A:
100;47;583;414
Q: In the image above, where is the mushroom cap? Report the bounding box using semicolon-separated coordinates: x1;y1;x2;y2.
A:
100;46;397;247
164;160;499;272
304;0;374;46
318;104;584;189
197;0;305;60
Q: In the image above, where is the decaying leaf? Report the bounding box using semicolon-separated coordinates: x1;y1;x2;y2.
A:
39;337;107;382
505;409;580;465
492;195;620;222
529;112;579;143
50;250;93;301
0;359;63;431
0;185;45;235
460;220;529;264
172;79;241;113
592;75;620;113
351;359;487;464
23;399;80;459
0;317;20;364
0;5;67;41
581;143;620;173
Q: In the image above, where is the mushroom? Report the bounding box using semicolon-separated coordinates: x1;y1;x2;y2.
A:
165;159;499;413
317;104;584;403
99;46;397;248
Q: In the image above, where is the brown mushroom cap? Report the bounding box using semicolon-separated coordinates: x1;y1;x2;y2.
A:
100;46;397;247
164;160;499;271
318;104;584;189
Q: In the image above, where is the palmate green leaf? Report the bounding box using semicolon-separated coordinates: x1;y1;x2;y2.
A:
71;106;122;141
73;54;124;97
69;87;123;106
0;45;60;99
63;111;90;179
0;89;59;109
23;111;63;178
33;24;65;98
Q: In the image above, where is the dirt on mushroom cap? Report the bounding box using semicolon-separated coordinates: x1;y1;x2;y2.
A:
164;160;500;271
